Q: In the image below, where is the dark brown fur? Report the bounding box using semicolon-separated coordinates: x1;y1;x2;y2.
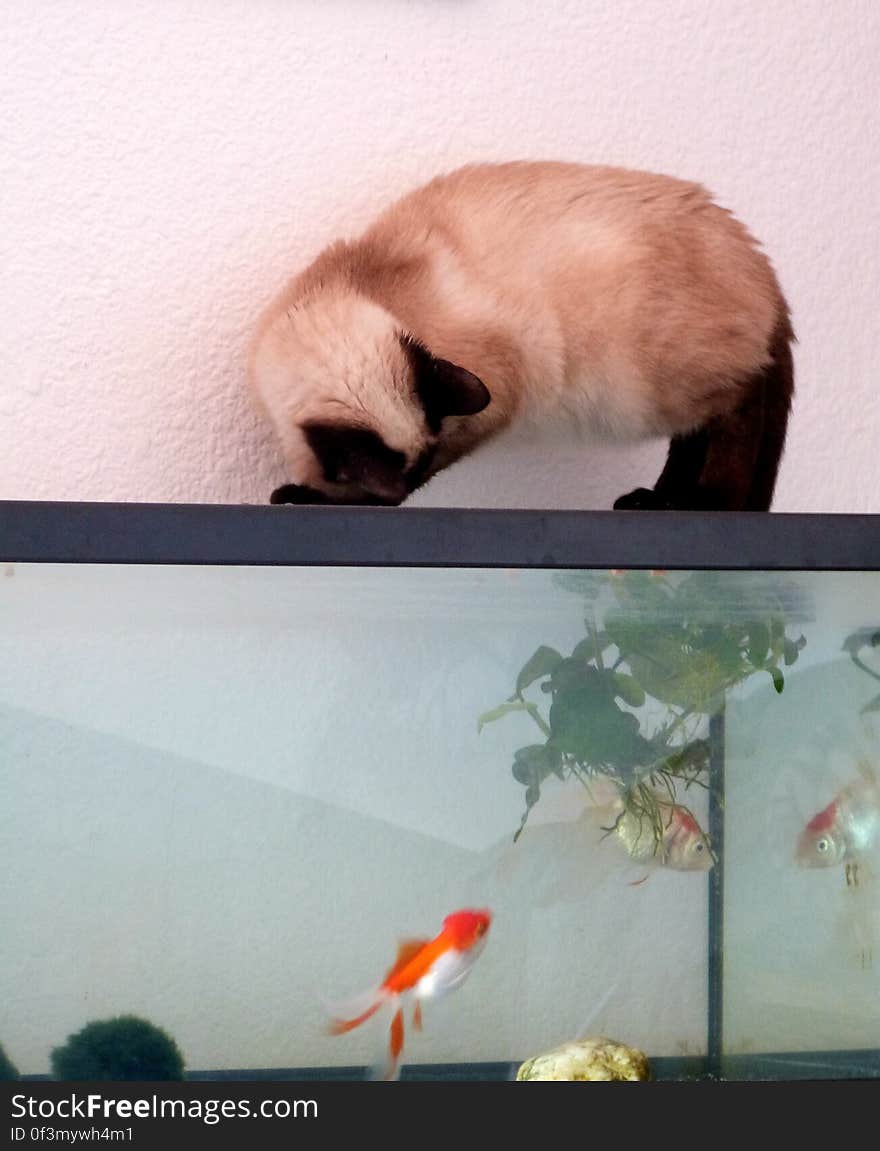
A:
616;313;795;510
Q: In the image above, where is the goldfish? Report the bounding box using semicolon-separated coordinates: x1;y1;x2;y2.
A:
796;765;880;886
327;907;492;1080
606;796;714;879
486;782;712;905
578;775;713;875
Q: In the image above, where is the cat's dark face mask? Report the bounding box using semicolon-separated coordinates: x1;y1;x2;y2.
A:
270;342;490;507
272;426;433;507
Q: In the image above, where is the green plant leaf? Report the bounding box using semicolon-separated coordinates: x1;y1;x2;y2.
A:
549;685;648;768
659;738;711;778
545;741;566;780
571;632;611;663
478;700;532;732
608;570;673;614
746;623;770;667
549;656;599;694
515;645;563;698
612;672;646;708
512;744;552;785
618;639;731;712
783;635;806;666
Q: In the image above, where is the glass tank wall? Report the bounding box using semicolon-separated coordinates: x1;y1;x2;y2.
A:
1;558;878;1080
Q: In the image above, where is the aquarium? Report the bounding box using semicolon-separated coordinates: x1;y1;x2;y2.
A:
1;503;879;1083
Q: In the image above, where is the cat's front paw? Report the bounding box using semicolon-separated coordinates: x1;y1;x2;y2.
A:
613;487;672;510
270;483;334;505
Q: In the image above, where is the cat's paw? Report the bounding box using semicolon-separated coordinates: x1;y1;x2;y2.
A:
269;483;334;505
613;487;672;510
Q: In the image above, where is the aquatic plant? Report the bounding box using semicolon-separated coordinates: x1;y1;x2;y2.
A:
842;626;880;713
0;1041;19;1081
479;570;806;846
50;1015;185;1081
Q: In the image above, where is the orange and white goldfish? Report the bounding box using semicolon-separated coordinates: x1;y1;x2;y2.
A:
579;776;713;875
486;784;712;905
327;907;492;1080
598;796;713;883
797;766;880;886
609;798;713;874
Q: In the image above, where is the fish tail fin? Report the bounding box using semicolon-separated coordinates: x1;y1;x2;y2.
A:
325;987;386;1036
856;758;879;787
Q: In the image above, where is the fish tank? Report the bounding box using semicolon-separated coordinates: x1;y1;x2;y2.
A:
2;501;879;1084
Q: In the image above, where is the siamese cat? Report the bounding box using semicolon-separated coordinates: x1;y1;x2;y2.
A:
250;161;793;510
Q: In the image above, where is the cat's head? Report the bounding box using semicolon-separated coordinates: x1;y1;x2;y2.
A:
250;291;489;505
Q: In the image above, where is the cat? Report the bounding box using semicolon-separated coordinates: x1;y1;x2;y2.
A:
249;160;794;510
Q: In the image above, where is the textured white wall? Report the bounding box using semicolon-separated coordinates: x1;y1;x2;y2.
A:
1;0;878;511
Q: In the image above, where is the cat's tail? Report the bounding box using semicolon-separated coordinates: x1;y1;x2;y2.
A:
747;307;795;511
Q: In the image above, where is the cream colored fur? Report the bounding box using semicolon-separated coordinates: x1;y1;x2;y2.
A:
250;161;787;493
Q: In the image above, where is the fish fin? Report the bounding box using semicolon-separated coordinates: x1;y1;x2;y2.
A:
493;797;630;907
628;874;651;887
325;986;386;1035
581;778;626;813
855;758;878;787
368;1004;405;1081
413;1000;423;1032
390;1006;405;1063
587;798;627;832
383;938;430;983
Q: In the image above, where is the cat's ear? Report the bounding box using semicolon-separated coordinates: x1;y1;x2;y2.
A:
430;358;491;416
403;336;490;432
